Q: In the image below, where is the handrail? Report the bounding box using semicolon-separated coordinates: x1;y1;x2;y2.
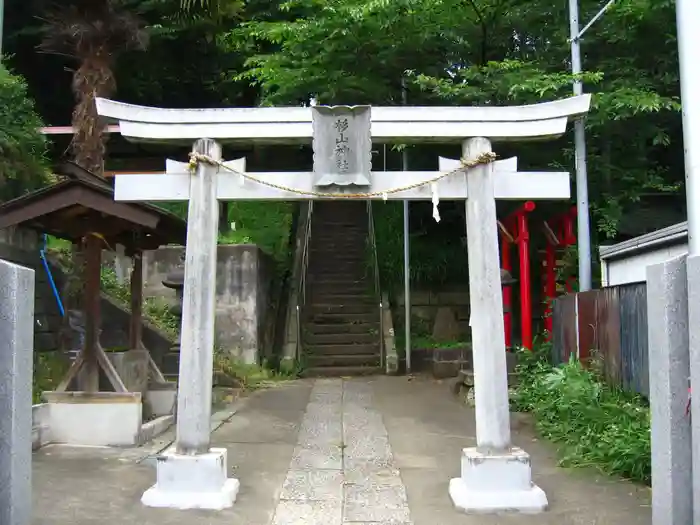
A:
367;201;384;368
295;202;314;362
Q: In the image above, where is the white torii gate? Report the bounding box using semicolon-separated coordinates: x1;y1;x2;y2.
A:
97;94;591;513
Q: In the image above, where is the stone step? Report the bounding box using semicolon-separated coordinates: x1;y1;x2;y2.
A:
308;273;369;282
310;220;366;226
305;322;379;335
308;293;377;304
305;343;379;355
304;332;378;345
309;283;369;293
310;312;378;324
308;263;367;271
306;354;381;368
301;365;383;378
309;303;376;315
310;234;367;241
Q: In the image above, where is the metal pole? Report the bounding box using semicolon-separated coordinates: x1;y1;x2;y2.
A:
568;0;593;291
401;79;411;373
677;0;700;256
0;0;5;57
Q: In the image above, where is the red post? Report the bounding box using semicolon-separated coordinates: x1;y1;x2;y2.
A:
544;243;556;336
501;230;513;348
562;211;576;292
516;202;535;350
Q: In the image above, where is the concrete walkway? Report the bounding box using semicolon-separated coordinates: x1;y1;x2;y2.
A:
32;376;651;525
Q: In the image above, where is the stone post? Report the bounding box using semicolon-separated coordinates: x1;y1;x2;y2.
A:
689;255;700;524
0;259;35;525
140;138;240;510
448;137;547;513
648;256;692;525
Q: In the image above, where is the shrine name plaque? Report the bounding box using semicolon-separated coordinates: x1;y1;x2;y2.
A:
312;105;372;187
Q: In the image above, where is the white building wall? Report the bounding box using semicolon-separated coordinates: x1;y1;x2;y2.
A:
603;242;688;287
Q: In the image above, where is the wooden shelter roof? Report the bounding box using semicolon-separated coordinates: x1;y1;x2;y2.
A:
0;162;186;252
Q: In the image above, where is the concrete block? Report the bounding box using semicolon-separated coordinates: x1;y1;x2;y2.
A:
31;403;51;450
0;259;35;525
146;382;177;417
449;447;548;514
140;415;174;443
44;391;142;446
108;349;149;394
647;255;692;525
141;447;239;510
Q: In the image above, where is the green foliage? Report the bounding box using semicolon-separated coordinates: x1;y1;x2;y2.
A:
153;201;294;267
0;63;50;201
100;267;181;339
511;341;651;484
218;202;295;266
33;352;70;403
228;0;683;245
373;201;468;287
213;348;297;389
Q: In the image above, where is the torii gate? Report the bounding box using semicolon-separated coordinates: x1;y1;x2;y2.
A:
96;95;591;513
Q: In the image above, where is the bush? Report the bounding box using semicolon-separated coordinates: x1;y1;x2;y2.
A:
511;341;651;484
0;63;50;201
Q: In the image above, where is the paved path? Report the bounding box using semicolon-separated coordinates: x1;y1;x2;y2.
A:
32;376;651;525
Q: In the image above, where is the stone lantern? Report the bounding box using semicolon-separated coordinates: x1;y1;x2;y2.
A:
500;268;517;286
160;261;185;377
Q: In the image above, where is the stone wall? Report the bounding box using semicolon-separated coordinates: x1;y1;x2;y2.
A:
0;227;62;352
141;244;273;364
393;286;471;341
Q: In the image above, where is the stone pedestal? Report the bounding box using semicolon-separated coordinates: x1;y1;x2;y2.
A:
449;448;547;514
141;447;240;510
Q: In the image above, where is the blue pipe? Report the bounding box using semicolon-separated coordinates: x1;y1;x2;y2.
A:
40;234;65;317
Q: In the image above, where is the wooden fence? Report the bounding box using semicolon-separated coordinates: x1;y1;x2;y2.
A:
551;282;649;397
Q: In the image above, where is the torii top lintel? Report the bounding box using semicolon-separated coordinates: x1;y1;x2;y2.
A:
95;95;591;145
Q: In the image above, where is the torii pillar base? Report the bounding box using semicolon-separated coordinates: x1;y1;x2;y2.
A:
141;447;240;510
449;447;548;514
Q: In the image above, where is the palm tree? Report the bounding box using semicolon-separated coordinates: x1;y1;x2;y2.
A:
38;0;148;175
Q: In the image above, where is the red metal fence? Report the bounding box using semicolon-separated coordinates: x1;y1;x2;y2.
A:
552;282;649;397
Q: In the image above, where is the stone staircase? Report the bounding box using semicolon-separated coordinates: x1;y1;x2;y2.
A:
302;201;382;377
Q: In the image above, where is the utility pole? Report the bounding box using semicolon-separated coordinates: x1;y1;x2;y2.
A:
401;78;412;373
0;0;5;57
568;0;593;291
676;0;700;255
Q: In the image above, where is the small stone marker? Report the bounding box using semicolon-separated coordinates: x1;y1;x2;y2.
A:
648;256;692;525
0;259;35;525
687;255;700;524
432;306;460;342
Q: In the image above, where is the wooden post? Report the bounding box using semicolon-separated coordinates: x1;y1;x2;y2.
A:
79;234;102;392
175;138;221;455
130;251;144;350
462;137;511;451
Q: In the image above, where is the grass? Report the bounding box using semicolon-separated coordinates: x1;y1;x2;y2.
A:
33;352;70;403
100;267;180;339
394;333;469;351
510;340;651;485
213;348;299;389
